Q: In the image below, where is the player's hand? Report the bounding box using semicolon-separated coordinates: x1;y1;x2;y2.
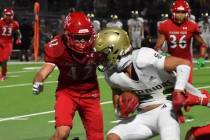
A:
172;91;186;123
196;58;205;69
15;39;22;45
117;92;139;119
32;82;43;95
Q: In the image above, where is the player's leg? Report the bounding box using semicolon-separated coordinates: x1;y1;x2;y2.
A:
157;103;180;140
130;34;136;49
185;124;210;140
79;91;103;140
1;42;13;80
188;62;193;83
107;107;161;140
50;90;78;140
137;35;142;48
0;46;3;78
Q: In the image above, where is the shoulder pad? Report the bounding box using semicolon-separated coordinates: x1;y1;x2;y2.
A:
13;20;19;28
134;47;159;68
45;35;65;58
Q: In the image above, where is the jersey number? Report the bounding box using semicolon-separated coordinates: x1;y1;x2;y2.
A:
67;65;94;81
169;35;186;49
2;27;12;36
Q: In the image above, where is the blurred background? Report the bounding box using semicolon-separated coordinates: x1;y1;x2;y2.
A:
0;0;209;60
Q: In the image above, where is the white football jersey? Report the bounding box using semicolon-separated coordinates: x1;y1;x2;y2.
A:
106;20;123;28
104;47;175;108
198;19;210;35
92;20;101;33
127;17;144;34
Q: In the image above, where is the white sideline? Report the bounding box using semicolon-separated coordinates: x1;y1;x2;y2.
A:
0;101;112;122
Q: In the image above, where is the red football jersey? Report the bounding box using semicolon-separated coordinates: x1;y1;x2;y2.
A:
159;19;200;61
0;19;19;42
44;35;99;92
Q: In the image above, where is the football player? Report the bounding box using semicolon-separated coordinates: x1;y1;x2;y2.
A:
93;27;210;140
183;90;210;140
198;12;210;59
127;10;144;49
32;12;103;140
106;14;123;29
155;0;208;83
0;8;21;80
87;12;101;33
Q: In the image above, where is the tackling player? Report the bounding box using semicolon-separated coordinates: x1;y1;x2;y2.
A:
183;90;210;140
32;12;103;140
155;0;208;83
0;8;21;80
94;27;208;140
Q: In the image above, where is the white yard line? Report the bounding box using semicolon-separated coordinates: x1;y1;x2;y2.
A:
0;76;105;89
0;81;57;88
0;101;112;122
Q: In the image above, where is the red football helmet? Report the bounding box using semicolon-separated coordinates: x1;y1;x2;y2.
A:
64;12;95;54
171;0;191;24
3;8;14;22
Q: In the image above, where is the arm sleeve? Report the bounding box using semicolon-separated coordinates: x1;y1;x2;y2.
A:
158;22;165;34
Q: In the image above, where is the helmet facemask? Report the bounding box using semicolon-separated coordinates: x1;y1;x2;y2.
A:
65;32;94;54
173;10;188;24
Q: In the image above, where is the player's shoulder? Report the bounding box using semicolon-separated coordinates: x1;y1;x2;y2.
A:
93;20;100;24
12;20;20;28
159;19;171;26
133;47;159;68
187;20;198;26
45;35;65;58
0;19;4;25
137;17;144;22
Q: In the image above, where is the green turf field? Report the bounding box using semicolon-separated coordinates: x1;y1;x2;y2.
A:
0;61;210;140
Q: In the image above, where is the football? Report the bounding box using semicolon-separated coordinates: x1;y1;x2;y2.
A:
117;91;139;118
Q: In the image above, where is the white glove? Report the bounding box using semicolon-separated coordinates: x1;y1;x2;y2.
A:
32;82;43;95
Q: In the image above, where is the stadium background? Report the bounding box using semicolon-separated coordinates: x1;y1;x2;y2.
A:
0;0;210;60
0;0;210;140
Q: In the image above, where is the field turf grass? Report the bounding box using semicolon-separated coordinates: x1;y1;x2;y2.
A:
0;62;209;140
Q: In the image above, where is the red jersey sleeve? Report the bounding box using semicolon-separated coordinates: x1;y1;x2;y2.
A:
13;20;20;30
44;36;65;64
158;20;167;34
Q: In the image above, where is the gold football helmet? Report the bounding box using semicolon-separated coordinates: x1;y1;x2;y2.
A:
94;27;131;66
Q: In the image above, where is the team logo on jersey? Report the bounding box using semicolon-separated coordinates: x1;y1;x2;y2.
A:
135;79;174;95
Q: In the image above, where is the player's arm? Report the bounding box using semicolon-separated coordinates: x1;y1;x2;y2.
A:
164;56;191;123
32;63;56;95
194;33;208;57
194;32;208;68
111;88;122;109
140;22;144;39
154;32;166;52
13;29;22;45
